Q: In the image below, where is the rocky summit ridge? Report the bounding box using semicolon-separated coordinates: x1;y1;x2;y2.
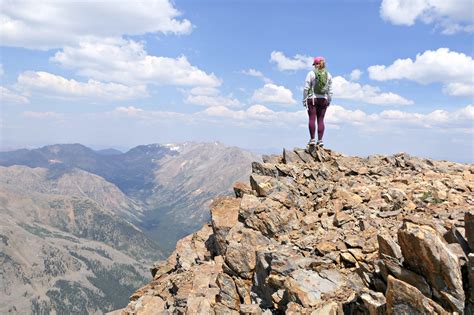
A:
119;147;474;314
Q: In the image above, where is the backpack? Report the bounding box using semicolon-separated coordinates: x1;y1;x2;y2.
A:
313;69;328;94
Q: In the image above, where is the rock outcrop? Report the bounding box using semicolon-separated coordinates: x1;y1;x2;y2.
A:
120;147;474;314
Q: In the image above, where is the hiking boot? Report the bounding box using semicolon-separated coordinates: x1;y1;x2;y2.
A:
317;140;324;147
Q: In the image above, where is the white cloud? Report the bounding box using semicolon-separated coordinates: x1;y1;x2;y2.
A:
251;83;297;105
202;104;305;127
0;86;29;104
17;71;147;101
115;106;144;116
377;105;474;129
380;0;474;34
443;82;474;97
182;86;241;107
270;51;313;71
23;111;62;119
241;69;272;83
350;69;362;81
1;0;192;49
332;76;414;105
368;48;474;97
185;94;241;107
200;103;473;133
51;38;221;88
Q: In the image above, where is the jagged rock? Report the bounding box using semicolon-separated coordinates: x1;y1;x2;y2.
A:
244;200;299;237
217;273;240;310
250;175;283;197
239;193;261;221
122;148;474;314
398;220;465;312
224;223;272;279
444;226;470;254
150;260;174;279
310;302;343;314
333;210;354;227
284;269;345;308
377;234;402;261
360;291;386;315
294;149;314;164
234;182;253;198
186;296;212;314
468;253;474;304
262;154;282;164
239;304;263;315
385;276;448;315
251;162;280;177
132;296;167;315
378;257;431;297
214;303;240;314
234;278;252;304
211;197;241;255
283;149;303;164
466;211;474;251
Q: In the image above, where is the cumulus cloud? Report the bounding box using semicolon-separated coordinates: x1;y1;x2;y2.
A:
332;76;414;105
377;105;474;129
182;86;241;107
270;51;313;71
1;0;192;49
350;69;363;81
241;69;272;83
200;102;473;133
368;48;474;97
0;86;29;104
380;0;474;34
51;38;221;88
17;71;147;101
251;83;297;105
185;95;241;107
443;82;474;97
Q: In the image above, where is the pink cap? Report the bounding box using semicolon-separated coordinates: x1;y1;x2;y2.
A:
313;56;325;64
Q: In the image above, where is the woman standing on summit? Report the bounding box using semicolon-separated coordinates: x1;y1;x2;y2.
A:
303;56;333;148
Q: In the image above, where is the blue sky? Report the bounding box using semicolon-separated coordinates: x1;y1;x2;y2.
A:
1;0;473;162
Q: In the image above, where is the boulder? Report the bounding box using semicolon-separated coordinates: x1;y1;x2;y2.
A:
217;273;240;310
262;154;282;164
211;197;241;255
234;182;253;198
377;234;402;261
378;257;431;297
283;149;303;164
239;304;263;315
465;211;474;251
251;162;279;177
398;221;464;312
444;226;470;255
250;175;280;197
468;253;474;303
224;223;272;279
360;291;386;315
285;269;345;308
130;296;167;315
385;276;448;315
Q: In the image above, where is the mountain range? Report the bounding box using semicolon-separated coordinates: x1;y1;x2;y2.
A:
0;142;258;314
